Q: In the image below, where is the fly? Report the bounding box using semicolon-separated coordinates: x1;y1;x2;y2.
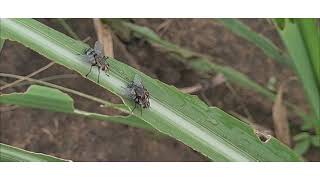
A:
125;74;150;115
81;41;110;83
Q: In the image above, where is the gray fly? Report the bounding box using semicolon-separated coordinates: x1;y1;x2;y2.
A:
81;41;110;83
125;74;150;115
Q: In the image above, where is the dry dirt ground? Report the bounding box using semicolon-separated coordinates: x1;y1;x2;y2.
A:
0;19;319;161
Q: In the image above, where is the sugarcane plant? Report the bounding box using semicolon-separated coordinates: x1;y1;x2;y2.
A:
0;18;307;161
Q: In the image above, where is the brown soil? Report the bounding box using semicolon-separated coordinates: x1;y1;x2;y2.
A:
0;18;319;161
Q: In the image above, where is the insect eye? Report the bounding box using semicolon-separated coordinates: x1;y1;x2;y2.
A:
101;67;105;71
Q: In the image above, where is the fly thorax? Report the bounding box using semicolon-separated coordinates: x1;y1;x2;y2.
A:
86;48;94;56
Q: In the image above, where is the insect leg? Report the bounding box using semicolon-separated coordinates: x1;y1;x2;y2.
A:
97;67;101;83
105;57;110;77
86;65;93;77
131;103;137;114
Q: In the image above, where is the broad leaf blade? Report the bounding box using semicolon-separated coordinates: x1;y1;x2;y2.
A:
1;84;74;113
0;143;68;162
0;18;302;161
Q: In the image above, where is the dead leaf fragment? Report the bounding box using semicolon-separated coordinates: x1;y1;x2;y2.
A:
272;83;291;146
93;18;114;58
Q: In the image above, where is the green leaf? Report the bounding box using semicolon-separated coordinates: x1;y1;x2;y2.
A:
293;139;311;155
56;19;81;40
0;18;302;161
274;19;320;133
274;19;286;30
217;19;292;67
1;84;74;112
311;136;320;147
296;19;320;89
301;114;317;131
293;132;310;141
0;38;5;53
0;85;153;130
0;143;68;162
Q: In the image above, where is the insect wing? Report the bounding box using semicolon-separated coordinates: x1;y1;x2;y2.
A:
79;53;95;64
133;74;144;88
123;86;136;99
94;41;104;56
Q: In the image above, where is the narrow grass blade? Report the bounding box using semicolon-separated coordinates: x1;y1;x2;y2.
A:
0;18;302;161
296;19;320;88
0;38;5;54
56;19;81;40
0;84;153;130
0;143;68;162
274;19;320;133
217;19;292;67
